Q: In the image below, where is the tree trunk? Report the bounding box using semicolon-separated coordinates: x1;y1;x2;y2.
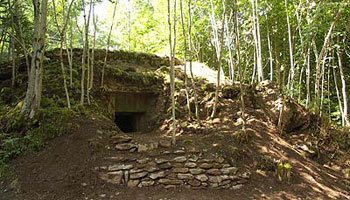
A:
81;0;93;105
265;15;273;82
315;10;341;115
188;0;199;119
180;0;191;118
53;0;75;109
235;0;246;131
337;36;349;127
168;0;177;145
22;0;48;119
90;4;97;92
255;0;263;82
101;0;118;86
285;0;295;94
211;0;227;118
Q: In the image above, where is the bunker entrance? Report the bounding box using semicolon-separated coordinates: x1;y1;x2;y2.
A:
113;92;157;133
115;112;145;133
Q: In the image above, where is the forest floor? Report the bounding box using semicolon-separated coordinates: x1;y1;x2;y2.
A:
1;104;349;200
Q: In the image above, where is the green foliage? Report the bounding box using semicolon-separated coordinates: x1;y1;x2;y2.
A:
0;98;72;172
255;154;278;171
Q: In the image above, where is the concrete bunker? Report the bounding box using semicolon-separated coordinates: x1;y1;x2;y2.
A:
114;92;159;133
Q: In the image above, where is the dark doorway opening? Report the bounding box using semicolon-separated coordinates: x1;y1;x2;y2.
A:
115;112;144;133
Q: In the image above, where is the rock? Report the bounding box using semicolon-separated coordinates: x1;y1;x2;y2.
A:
190;168;205;175
215;157;225;164
159;162;172;169
130;172;148;179
115;143;136;151
212;163;223;169
184;162;197;168
207;169;222;175
188;179;201;187
145;166;159;173
231;184;244;190
159;140;171;148
163;151;171;155
141;180;155;187
127;180;140;187
138;144;148;152
173;163;183;168
240;171;251;179
149;171;166;179
208;176;223;183
174;150;186;155
212;118;221;124
100;171;123;185
177;173;194;180
112;135;132;144
108;164;133;171
219;180;231;186
195;174;209;182
137;158;150;164
130;169;144;174
209;183;219;188
228;175;241;181
124;171;130;183
173;156;187;163
221;167;238;175
173;168;189;173
199;163;213;169
158;179;184;185
164;185;177;189
189;156;199;162
221;184;231;189
343;168;350;179
155;158;168;164
188;148;199;153
149;142;159;149
129;147;137;153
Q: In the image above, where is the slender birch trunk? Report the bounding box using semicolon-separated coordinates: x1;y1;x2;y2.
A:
101;0;118;86
167;0;177;145
81;0;92;105
53;0;75;109
180;0;191;118
22;0;48;119
337;36;349;127
235;0;246;132
211;0;227;118
188;0;199;119
90;4;97;91
285;0;295;94
315;10;341;116
265;14;273;82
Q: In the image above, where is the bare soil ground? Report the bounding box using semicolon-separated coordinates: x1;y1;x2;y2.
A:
1;100;349;200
